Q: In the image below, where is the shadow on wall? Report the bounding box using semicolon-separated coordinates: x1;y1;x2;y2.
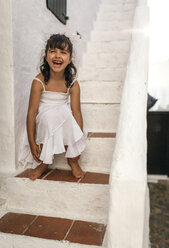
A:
147;93;158;111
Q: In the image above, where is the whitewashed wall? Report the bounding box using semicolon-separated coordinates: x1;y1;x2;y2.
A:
11;0;101;168
106;0;150;247
0;0;15;173
148;0;169;111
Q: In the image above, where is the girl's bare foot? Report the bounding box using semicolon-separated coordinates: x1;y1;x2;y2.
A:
67;158;85;179
29;163;48;180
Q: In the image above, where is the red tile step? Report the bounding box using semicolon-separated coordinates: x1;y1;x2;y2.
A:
0;212;106;246
16;169;109;184
88;132;116;138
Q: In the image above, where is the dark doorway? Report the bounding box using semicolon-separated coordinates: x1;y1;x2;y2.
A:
147;112;169;176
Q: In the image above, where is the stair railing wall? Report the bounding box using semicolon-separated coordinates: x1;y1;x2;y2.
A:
105;0;149;247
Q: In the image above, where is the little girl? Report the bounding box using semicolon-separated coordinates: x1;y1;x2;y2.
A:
19;34;87;180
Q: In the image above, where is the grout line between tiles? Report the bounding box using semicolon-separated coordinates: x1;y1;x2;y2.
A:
77;172;87;184
77;178;81;183
41;169;54;180
21;215;39;235
64;220;75;240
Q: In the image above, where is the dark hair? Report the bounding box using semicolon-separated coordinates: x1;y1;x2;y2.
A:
40;34;77;88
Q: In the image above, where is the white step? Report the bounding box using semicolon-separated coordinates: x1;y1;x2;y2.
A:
0;175;7;200
52;137;115;173
81;103;120;132
94;20;133;31
97;11;134;21
91;30;131;42
0;232;103;248
100;3;136;12
79;67;126;81
87;40;130;53
82;52;128;68
102;0;136;4
6;177;109;224
80;81;122;103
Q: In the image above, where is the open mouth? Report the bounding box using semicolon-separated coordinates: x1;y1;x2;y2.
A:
53;60;63;66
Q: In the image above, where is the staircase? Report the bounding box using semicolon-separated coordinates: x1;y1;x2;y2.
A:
0;0;137;247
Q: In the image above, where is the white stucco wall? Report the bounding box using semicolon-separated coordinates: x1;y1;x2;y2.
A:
106;0;150;247
0;0;15;173
148;0;169;111
12;0;101;168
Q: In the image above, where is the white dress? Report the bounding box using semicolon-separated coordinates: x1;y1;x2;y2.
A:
19;77;87;169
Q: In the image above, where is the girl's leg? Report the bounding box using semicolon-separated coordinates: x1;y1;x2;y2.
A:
67;156;85;179
29;143;48;180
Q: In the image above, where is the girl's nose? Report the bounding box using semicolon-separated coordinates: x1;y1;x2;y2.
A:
55;51;61;58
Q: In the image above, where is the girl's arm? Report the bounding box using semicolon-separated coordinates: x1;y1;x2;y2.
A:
70;81;83;131
27;80;42;162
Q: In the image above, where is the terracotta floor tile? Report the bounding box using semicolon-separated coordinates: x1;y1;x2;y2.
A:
24;216;72;240
44;169;79;182
16;168;52;179
0;212;36;235
66;220;106;246
88;132;116;138
80;172;109;184
39;168;53;179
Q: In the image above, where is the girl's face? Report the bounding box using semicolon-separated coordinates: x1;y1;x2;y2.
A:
46;45;72;73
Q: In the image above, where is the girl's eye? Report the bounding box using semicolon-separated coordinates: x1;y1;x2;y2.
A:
49;49;55;53
61;51;66;54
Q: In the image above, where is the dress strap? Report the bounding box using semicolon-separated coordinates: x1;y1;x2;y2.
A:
69;78;77;88
34;77;46;91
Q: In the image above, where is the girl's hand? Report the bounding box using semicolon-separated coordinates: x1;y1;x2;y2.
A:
30;143;42;163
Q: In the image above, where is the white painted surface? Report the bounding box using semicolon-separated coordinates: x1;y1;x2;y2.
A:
0;232;101;248
91;31;131;41
80;81;122;103
51;137;115;173
82;52;128;68
0;199;6;206
94;20;133;31
7;177;109;224
148;174;169;182
79;67;126;81
104;0;136;3
87;40;131;53
148;0;169;111
97;11;134;21
81;104;120;132
148;60;169;111
100;3;136;12
0;0;15;173
0;1;149;247
12;0;101;169
106;0;150;247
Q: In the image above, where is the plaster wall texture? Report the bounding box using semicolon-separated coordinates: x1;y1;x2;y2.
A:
7;178;109;223
106;2;150;248
12;0;101;168
0;232;101;248
148;0;169;111
148;60;169;111
0;0;15;173
51;138;115;174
